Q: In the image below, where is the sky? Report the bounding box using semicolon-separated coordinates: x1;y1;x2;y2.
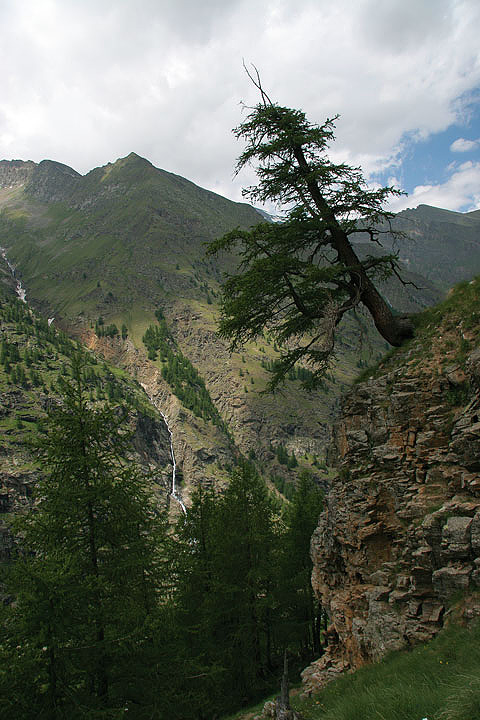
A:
1;0;480;214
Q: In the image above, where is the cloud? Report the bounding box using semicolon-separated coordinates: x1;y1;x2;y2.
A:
450;137;480;152
388;160;480;213
0;0;479;211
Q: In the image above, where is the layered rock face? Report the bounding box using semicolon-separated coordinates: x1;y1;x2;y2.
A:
0;160;35;189
303;340;480;693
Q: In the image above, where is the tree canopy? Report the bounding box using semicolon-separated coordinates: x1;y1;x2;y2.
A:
208;84;414;388
0;356;167;718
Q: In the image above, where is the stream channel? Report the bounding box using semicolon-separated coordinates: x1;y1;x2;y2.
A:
1;246;27;303
159;410;187;514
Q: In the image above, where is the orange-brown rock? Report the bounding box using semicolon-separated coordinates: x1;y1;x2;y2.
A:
303;345;480;694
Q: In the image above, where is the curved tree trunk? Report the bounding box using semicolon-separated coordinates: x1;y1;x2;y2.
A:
330;226;414;346
293;146;414;347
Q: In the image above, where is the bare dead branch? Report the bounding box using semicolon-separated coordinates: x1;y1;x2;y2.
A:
242;60;273;106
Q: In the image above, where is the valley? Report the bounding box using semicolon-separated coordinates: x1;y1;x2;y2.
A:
0;154;378;499
2;154;478;500
1;154;480;719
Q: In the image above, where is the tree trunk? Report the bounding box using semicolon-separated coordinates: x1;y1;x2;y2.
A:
274;652;305;719
293;146;414;347
330;226;414;346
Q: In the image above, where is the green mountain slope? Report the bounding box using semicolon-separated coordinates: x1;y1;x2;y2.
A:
1;156;479;493
0;153;262;319
372;203;480;290
0;155;340;491
0;284;178;563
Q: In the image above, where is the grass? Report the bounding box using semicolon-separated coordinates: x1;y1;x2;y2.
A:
354;276;480;385
222;621;480;720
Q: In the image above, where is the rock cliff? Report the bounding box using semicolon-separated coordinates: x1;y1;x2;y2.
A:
0;160;35;189
303;279;480;693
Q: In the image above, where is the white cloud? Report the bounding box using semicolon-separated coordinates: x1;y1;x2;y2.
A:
450;137;480;152
0;0;479;211
388;160;480;213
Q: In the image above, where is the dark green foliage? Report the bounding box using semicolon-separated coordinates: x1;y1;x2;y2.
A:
208;97;411;389
270;474;296;500
0;291;330;719
277;472;324;657
0;356;167;718
275;442;297;468
166;463;325;718
173;463;279;716
142;311;227;428
95;318;118;337
142;312;171;360
161;349;222;424
276;443;288;465
287;451;298;469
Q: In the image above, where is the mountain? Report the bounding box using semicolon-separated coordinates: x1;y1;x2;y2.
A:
0;155;339;498
0;282;180;564
1;155;480;498
373;203;480;290
2;155;480;718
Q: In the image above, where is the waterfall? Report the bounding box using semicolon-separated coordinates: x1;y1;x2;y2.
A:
1;247;27;303
159;410;187;514
139;384;186;514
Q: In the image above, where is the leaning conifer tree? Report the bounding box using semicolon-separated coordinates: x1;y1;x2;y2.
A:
208;68;413;388
0;355;166;719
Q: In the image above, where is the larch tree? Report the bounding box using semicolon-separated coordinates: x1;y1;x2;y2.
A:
0;355;167;719
208;71;414;388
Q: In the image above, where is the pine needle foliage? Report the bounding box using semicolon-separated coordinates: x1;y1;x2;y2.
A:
0;355;167;719
208;94;413;390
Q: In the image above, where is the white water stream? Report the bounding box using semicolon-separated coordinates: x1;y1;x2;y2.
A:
159;410;187;514
1;246;26;302
139;384;186;514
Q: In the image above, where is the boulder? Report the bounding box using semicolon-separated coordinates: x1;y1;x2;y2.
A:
471;512;480;555
432;565;472;597
440;516;473;561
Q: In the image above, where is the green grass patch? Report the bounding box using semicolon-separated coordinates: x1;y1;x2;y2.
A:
289;621;480;720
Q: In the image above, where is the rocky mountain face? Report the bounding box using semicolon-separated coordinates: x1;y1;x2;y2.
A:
302;278;480;693
0;160;36;189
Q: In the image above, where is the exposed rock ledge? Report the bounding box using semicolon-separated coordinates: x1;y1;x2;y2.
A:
302;347;480;694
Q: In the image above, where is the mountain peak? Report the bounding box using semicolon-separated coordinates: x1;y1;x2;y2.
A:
96;152;156;185
36;159;81;178
113;152;154;170
25;159;80;202
124;151;149;163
